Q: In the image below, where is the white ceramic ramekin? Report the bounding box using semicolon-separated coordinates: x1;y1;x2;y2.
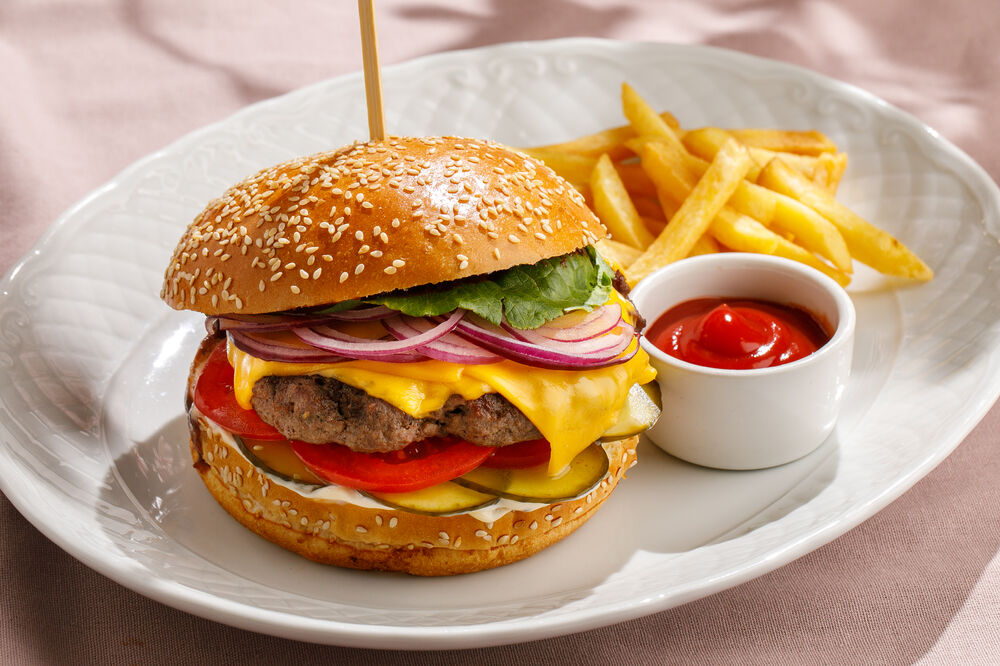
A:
629;253;856;470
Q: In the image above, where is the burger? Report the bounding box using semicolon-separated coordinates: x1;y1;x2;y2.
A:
161;136;659;575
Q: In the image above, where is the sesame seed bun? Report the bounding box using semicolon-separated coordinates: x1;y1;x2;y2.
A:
185;335;638;575
162;136;603;316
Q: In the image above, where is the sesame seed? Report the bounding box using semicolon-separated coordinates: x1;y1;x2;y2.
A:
384;266;397;275
312;268;322;279
290;285;300;294
339;272;348;283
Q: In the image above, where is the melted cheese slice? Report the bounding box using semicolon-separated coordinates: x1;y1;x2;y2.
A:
227;302;656;475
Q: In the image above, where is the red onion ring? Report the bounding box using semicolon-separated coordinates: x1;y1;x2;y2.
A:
383;315;503;365
216;314;346;333
215;305;397;333
530;303;623;342
453;317;635;369
292;309;464;360
316;305;397;322
505;322;635;354
227;330;349;364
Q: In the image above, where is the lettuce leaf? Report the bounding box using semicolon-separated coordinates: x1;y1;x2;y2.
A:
366;246;613;329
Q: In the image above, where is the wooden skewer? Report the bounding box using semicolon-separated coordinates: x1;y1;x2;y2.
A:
358;0;385;141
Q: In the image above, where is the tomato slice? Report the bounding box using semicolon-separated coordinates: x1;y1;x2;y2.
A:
290;437;496;493
480;438;551;469
193;341;285;440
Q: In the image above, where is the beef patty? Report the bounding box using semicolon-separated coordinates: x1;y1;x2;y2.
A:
251;375;542;453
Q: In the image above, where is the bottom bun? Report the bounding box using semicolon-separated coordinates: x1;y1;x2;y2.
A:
189;412;638;576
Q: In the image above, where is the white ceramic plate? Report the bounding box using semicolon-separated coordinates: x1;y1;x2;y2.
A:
1;39;998;650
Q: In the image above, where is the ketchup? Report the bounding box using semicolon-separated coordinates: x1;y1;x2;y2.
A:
646;297;831;370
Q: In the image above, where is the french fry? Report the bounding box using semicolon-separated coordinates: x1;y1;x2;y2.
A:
642;215;667;236
626;139;753;282
811;152;848;193
518;148;597;186
590;154;655;249
596;238;643;269
769;234;851;286
682;127;819;181
527;112;682;161
534;125;637;161
626;135;705;183
726;128;837;156
621;83;689;156
688;233;721;257
709;209;849;286
642;139;853;273
634;139;701;204
757;157;933;280
656;187;681;219
764;191;852;272
708;208;780;255
632;195;667;221
614;162;658;198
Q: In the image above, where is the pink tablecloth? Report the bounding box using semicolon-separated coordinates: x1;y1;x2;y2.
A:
2;1;999;663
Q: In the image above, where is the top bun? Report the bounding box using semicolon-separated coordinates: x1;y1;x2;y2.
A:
161;136;604;315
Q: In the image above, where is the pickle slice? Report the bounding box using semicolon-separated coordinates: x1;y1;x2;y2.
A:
235;436;326;486
453;443;609;502
600;382;662;442
364;483;499;516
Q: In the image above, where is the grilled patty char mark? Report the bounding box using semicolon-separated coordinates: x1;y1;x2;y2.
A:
251;375;542;453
